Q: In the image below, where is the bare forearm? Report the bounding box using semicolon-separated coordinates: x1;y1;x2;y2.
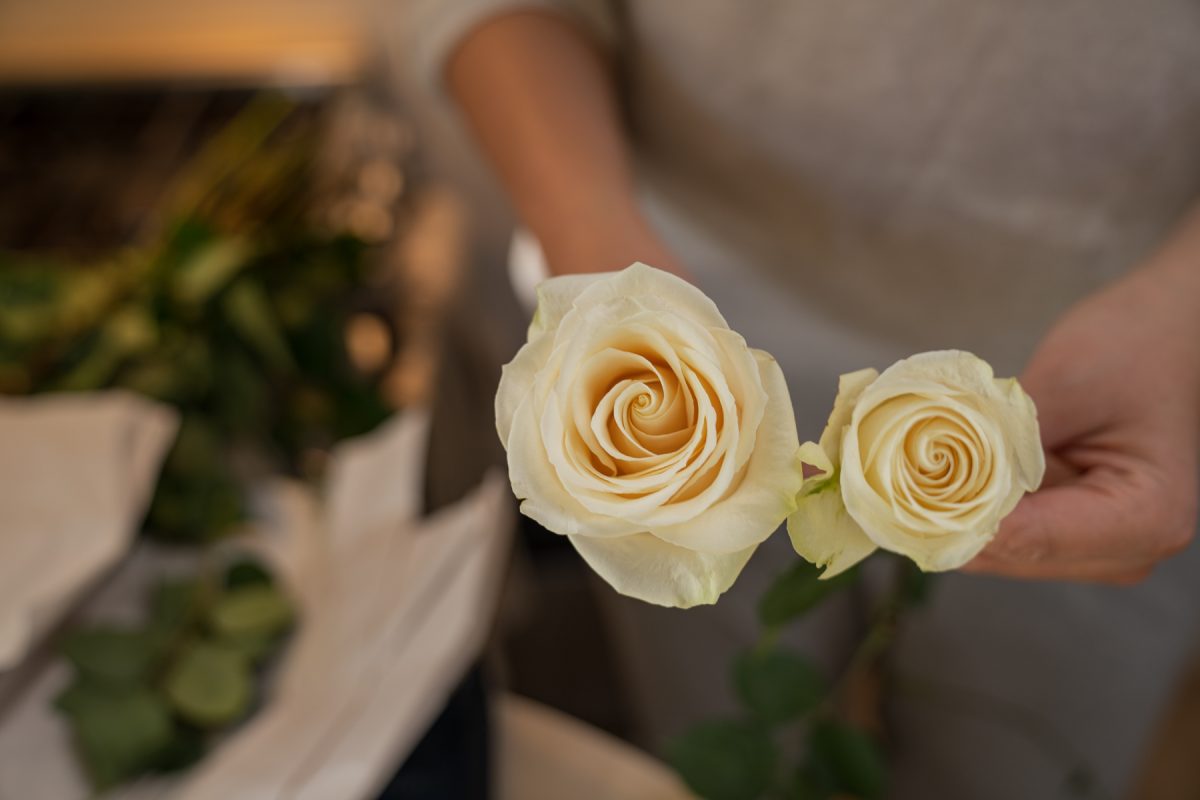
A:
446;11;678;275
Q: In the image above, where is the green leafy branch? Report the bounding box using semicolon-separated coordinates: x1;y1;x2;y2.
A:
667;559;922;800
55;557;294;792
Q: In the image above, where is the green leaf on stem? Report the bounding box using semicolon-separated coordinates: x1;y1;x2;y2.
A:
734;647;825;726
758;561;857;628
667;719;777;800
806;720;887;799
899;561;936;608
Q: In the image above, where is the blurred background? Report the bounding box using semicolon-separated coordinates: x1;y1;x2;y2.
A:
0;1;1197;799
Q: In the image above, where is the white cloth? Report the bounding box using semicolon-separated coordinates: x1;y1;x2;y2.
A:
0;391;177;672
0;409;514;800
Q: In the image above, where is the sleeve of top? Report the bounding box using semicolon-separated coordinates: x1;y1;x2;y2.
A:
402;0;617;96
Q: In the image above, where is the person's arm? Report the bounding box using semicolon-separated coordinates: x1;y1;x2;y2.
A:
446;10;682;276
967;204;1200;583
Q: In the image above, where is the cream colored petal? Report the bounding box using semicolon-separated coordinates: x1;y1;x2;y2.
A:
889;524;997;572
527;272;610;340
506;393;639;538
787;483;877;579
819;368;879;461
993;376;1046;491
840;420;900;548
710;327;769;471
495;332;557;446
798;440;834;486
570;262;729;331
569;532;756;608
647;351;804;554
866;350;998;399
556;354;729;519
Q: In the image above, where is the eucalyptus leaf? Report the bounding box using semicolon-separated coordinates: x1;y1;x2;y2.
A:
56;681;173;791
220;631;281;666
209;584;293;639
60;627;159;686
666;719;777;800
759;561;857;628
153;724;209;773
734;647;825;726
224;557;274;590
163;642;252;728
149;578;203;634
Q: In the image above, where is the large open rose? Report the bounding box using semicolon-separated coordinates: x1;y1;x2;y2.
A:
789;350;1045;575
496;263;804;607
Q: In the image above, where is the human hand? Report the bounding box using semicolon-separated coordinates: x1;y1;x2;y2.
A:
965;253;1200;584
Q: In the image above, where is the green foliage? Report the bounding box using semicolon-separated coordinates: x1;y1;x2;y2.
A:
59;628;159;686
54;556;293;791
0;95;395;543
667;719;777;800
669;556;915;799
805;721;887;799
149;578;203;634
734;647;826;726
163;642;253;728
53;683;173;791
208;585;293;639
223;557;274;590
758;561;857;628
899;560;936;608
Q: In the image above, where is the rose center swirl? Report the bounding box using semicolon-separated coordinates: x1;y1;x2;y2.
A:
894;412;993;509
568;346;713;481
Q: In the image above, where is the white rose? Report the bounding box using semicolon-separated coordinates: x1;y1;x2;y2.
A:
789;350;1045;575
496;263;805;608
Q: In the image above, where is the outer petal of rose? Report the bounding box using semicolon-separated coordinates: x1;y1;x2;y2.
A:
648;350;804;554
798;440;833;485
994;376;1047;491
506;392;641;538
495;332;557;446
569;532;756;608
570;262;729;332
787;484;877;579
889;525;998;572
527;272;610;340
820;368;879;458
861;350;999;401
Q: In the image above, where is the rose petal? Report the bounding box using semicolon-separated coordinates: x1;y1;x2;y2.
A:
527;272;609;340
569;532;756;608
568;262;729;333
647;351;804;554
798;440;834;481
819;368;878;460
506;392;639;538
495;331;556;446
787;481;877;579
993;377;1047;491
